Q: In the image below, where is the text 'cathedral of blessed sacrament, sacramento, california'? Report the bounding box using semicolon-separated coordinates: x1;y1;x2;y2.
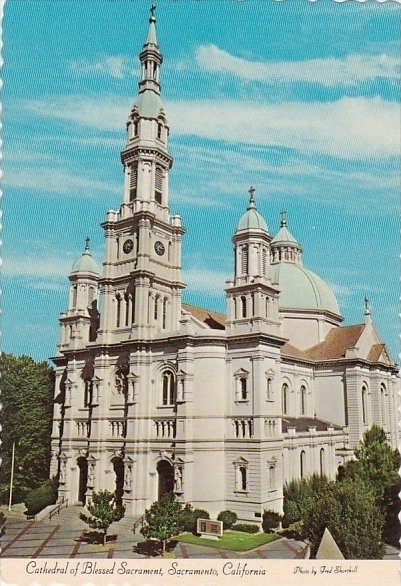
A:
50;9;399;523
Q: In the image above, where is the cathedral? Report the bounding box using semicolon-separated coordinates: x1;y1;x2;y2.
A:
50;10;399;523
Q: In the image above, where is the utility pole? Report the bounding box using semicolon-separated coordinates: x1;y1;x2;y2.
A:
8;442;15;511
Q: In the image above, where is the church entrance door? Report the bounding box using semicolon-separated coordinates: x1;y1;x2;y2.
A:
157;460;174;500
77;457;88;504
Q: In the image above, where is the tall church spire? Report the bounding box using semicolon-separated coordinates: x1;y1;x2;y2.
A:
138;4;162;96
98;8;185;341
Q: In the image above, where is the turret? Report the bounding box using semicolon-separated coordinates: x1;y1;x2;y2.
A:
58;238;100;350
225;188;281;335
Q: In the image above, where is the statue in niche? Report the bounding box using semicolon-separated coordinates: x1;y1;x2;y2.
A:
174;466;182;492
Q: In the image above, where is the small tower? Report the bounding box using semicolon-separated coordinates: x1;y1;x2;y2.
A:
58;238;100;350
270;210;303;264
225;188;281;335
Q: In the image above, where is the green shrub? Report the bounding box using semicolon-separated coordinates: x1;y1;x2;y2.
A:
262;510;283;533
232;523;259;533
24;480;57;516
217;510;238;529
283;499;301;527
190;509;210;533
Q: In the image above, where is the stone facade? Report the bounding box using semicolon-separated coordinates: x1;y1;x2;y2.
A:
50;11;399;523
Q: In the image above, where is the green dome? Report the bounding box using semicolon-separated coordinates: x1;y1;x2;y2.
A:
133;91;165;118
236;192;268;233
270;262;340;315
71;239;99;276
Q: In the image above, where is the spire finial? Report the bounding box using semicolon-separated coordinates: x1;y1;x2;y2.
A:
248;186;256;209
364;296;370;315
280;209;287;227
150;3;156;22
84;237;90;252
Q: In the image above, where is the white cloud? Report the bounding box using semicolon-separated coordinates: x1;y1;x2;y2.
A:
195;44;400;87
183;267;230;296
3;256;72;279
21;95;399;160
69;55;139;79
3;167;120;196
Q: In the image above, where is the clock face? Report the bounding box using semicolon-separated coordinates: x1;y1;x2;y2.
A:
123;239;134;254
154;240;165;256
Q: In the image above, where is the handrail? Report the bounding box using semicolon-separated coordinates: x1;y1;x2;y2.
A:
49;498;69;520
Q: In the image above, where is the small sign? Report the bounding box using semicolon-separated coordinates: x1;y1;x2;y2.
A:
196;519;223;539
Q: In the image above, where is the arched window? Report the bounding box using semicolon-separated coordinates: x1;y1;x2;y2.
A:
262;248;267;275
157;123;162;139
361;384;368;424
300;450;306;479
241;245;248;275
241;296;247;318
88;286;96;308
155;167;163;204
380;383;387;426
282;383;289;414
154;295;159;321
267;377;273;401
239;466;247;491
240;378;247;400
162;297;168;329
162;371;175;406
124;292;130;326
251;293;255;316
320;448;325;477
72;285;78;307
131;289;136;324
130;163;138;201
268;463;275;490
300;385;306;416
133;119;139;137
116;293;121;328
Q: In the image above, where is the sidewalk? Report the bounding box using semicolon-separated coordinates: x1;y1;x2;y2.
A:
0;505;306;559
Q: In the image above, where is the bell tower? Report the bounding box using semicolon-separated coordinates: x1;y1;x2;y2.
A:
98;6;185;342
225;187;281;335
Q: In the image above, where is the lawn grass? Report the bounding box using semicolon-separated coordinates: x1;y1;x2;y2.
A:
176;530;280;552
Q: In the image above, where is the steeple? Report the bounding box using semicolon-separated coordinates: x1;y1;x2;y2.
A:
97;7;185;342
139;4;162;96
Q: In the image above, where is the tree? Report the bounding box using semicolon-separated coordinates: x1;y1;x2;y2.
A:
80;490;124;545
0;354;55;503
303;477;384;559
141;494;186;553
337;425;400;546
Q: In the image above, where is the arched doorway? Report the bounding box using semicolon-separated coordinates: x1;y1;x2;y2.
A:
77;457;88;504
157;460;174;500
112;457;124;508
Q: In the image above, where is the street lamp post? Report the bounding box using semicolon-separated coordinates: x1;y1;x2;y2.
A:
8;442;16;511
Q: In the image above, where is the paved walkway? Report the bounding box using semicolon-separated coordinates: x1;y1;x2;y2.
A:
0;505;306;559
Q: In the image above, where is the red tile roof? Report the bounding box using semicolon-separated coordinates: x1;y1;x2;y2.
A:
182;303;225;330
304;324;365;361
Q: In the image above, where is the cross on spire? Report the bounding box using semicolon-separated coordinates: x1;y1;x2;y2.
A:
85;236;90;252
150;3;156;18
248;185;256;202
280;209;287;227
364;296;370;315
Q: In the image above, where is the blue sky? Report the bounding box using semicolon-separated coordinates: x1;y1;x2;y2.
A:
2;0;400;362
